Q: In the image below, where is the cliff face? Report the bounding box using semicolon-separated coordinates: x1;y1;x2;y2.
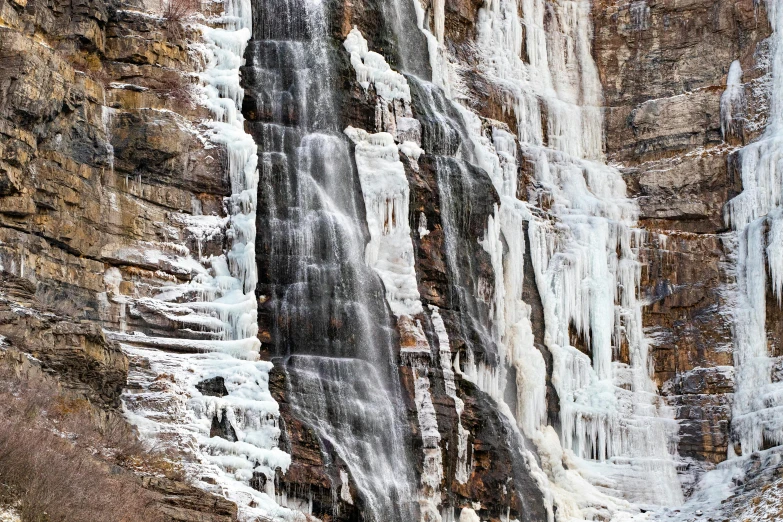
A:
593;8;783;513
594;0;771;470
0;0;240;518
1;0;782;521
0;0;228;369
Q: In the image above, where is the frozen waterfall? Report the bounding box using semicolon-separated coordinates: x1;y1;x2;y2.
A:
398;0;684;515
112;0;783;520
118;1;295;520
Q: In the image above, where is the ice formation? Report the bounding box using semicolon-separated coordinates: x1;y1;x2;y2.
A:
430;305;471;484
114;1;292;519
482;0;682;509
724;0;783;456
345;127;423;317
629;1;650;31
344;28;411;103
403;0;683;516
458;507;481;522
721;60;745;140
413;361;446;521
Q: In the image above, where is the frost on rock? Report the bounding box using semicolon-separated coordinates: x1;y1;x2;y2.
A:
629;1;650;31
116;1;292;519
0;506;20;522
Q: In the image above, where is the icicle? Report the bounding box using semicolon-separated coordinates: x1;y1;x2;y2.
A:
345;127;423;317
721;60;745;141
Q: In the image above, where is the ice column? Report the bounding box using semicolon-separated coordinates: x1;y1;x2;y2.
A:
721;60;745;141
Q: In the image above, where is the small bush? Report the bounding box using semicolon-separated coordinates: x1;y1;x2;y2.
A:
162;0;200;23
152;72;193;105
69;59;111;87
161;0;200;39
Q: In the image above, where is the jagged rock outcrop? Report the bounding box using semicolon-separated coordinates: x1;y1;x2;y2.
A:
0;272;127;407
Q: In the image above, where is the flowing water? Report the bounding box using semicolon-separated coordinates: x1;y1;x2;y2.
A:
245;0;418;519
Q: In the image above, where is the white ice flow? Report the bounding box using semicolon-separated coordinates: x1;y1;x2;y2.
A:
116;1;295;520
344;127;422;317
408;0;683;518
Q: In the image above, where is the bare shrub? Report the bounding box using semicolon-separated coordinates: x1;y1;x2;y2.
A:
161;0;200;39
0;371;167;522
162;0;200;23
69;59;111;87
151;71;193;105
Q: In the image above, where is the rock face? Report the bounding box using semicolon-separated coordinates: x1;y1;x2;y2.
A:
0;0;228;330
0;272;127;408
142;476;238;522
0;0;238;518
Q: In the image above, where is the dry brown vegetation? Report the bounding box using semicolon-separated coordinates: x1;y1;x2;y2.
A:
0;370;177;522
152;70;194;105
70;58;112;87
162;0;200;23
161;0;201;38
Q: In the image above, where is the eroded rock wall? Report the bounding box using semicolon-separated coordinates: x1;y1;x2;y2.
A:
0;0;238;518
0;0;229;339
